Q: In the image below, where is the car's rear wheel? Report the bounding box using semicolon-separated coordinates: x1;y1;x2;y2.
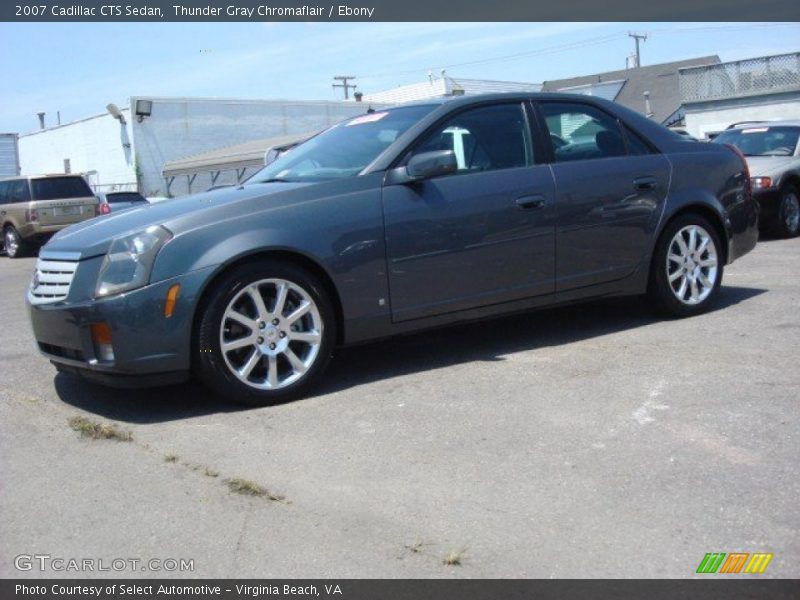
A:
3;225;29;259
194;260;336;406
773;184;800;238
648;213;724;317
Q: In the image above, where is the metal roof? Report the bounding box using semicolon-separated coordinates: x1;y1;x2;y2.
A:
162;132;313;178
361;76;541;104
542;55;721;124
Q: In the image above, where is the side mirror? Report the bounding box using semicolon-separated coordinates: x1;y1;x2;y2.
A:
406;150;458;181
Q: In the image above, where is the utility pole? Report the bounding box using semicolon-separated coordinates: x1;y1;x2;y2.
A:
332;76;357;100
628;32;647;68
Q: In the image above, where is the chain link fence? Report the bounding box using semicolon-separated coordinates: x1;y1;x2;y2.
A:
679;52;800;103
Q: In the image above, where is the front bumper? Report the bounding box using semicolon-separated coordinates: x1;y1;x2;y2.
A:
28;263;215;389
753;188;781;226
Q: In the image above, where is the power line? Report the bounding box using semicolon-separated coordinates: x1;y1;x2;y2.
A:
332;75;357;99
355;23;798;82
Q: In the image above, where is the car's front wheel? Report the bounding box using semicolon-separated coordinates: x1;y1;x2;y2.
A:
773;184;800;238
648;213;724;317
194;260;336;406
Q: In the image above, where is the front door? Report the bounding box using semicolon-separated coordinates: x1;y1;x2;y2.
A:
382;102;556;322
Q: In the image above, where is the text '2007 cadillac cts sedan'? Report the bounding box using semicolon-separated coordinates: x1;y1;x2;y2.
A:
27;94;759;405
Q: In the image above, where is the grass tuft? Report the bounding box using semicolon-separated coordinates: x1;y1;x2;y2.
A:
224;477;284;502
164;454;179;463
404;541;429;555
68;416;132;442
442;549;465;566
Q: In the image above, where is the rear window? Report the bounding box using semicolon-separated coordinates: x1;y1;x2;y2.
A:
106;192;147;204
31;177;93;201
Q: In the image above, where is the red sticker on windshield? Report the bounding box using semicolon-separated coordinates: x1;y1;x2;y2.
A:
346;112;388;126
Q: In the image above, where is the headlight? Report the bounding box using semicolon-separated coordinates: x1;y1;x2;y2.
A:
751;176;772;190
95;226;172;298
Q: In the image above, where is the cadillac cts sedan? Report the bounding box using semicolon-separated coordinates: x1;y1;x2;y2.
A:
27;94;758;405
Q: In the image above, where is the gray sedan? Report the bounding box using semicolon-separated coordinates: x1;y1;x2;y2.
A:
27;93;758;405
713;121;800;238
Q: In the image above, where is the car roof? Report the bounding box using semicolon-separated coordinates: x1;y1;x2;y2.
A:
0;173;88;183
727;120;800;129
383;91;633;111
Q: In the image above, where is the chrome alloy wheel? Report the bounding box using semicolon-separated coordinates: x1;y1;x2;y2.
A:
666;225;718;305
219;278;323;390
782;192;800;234
5;228;19;257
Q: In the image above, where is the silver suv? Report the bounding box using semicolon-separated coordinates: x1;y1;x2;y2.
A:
713;121;800;238
0;174;99;258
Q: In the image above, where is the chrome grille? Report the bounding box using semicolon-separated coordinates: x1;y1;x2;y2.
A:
28;259;78;305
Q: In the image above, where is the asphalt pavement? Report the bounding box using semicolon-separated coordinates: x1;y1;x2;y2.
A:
1;237;798;578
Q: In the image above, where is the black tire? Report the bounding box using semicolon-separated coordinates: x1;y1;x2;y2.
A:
193;260;336;406
3;225;29;259
647;213;724;318
771;184;800;239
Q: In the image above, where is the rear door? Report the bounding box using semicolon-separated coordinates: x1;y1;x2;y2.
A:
31;176;98;226
382;102;556;322
535;101;671;292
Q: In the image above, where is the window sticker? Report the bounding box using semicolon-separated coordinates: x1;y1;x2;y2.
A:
742;128;769;134
346;112;389;126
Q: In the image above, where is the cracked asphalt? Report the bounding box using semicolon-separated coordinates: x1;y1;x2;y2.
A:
1;236;798;578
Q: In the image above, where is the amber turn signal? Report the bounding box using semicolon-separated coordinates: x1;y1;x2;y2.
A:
90;322;112;345
164;284;181;318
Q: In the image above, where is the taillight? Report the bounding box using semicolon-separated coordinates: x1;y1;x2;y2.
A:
96;203;111;216
24;209;39;223
725;143;751;200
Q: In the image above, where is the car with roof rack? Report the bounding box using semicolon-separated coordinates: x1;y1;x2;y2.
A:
713;120;800;238
0;174;99;258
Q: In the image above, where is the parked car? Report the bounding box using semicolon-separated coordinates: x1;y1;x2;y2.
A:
27;93;758;405
0;174;99;258
96;191;149;214
712;121;800;237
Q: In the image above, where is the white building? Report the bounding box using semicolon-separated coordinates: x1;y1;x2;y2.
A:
359;74;542;104
18;77;542;198
18;97;377;197
679;52;800;139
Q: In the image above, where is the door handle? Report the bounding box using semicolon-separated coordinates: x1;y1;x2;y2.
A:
633;177;658;192
515;195;546;210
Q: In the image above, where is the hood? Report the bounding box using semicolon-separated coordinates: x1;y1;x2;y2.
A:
42;182;311;260
745;155;797;177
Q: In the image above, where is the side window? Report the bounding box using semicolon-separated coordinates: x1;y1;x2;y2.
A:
623;125;653;156
8;179;31;203
411;103;532;175
0;181;9;205
539;102;629;163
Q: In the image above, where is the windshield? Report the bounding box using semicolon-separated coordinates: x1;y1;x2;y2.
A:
247;105;437;184
713;126;800;157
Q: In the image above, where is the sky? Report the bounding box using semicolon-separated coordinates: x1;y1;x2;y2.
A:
0;21;798;134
